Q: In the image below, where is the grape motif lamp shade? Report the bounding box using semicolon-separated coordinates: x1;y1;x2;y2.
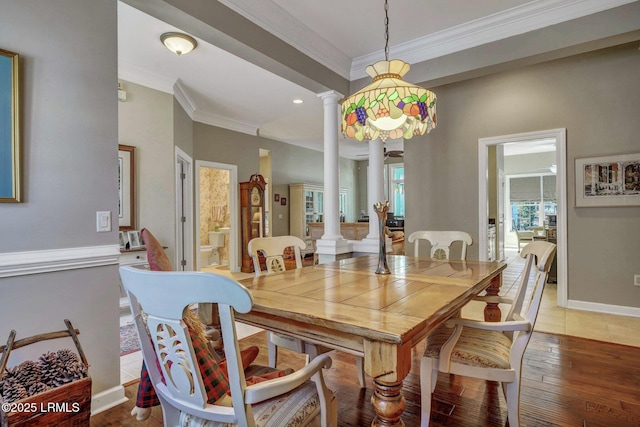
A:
340;0;437;142
341;60;437;142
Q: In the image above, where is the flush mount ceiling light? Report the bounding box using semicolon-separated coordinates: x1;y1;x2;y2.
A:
160;32;197;56
341;0;437;142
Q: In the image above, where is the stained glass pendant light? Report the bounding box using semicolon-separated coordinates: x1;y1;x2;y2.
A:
341;0;437;142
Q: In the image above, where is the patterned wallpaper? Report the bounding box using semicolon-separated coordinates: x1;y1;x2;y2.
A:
199;168;230;261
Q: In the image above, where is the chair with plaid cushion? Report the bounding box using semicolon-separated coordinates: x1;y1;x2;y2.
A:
408;230;473;260
419;241;556;427
120;266;337;427
248;236;366;388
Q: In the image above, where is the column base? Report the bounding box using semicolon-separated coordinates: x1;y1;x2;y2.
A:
316;238;351;264
351;237;393;254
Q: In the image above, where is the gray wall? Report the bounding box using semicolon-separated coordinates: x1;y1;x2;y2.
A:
406;43;640;308
0;0;120;397
174;98;194;158
118;81;176;263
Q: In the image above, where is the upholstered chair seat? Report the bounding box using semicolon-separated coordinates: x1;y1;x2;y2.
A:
425;324;513;370
420;241;557;427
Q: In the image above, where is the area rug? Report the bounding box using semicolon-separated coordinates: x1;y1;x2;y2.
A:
120;323;140;356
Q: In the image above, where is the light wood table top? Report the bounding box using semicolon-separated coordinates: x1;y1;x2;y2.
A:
236;254;506;426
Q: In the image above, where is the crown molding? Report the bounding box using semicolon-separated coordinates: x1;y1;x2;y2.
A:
192;109;259;136
218;0;352;79
351;0;638;79
173;79;197;119
118;60;176;94
174;75;258;135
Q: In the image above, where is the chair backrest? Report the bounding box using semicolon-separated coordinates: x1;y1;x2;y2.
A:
407;230;473;260
247;236;306;276
119;266;255;425
509;241;557;363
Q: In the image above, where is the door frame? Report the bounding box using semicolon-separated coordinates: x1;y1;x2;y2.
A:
195;160;239;272
478;128;567;307
175;147;194;271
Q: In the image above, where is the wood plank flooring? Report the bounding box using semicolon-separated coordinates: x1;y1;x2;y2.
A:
92;330;640;426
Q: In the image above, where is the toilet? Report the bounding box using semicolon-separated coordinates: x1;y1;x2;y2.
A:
199;231;227;268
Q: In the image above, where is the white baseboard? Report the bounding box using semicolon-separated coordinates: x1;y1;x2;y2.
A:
90;385;128;416
567;299;640;318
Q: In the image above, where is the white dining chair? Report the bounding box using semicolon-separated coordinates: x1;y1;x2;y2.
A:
120;266;338;427
408;230;473;260
419;241;557;427
248;236;367;388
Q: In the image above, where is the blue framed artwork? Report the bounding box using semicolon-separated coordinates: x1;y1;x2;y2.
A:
0;48;20;202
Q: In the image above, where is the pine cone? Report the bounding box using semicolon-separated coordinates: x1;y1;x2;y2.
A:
56;349;80;366
1;366;17;396
12;360;42;390
65;360;88;381
0;370;8;394
58;349;88;381
1;377;28;404
37;351;66;388
27;381;50;396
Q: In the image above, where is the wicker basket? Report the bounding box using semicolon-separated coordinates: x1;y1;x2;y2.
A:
0;320;91;427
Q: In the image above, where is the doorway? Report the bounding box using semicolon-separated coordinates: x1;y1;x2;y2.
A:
478;129;567;308
195;161;239;272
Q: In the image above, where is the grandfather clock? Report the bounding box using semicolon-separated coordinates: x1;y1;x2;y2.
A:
240;173;266;273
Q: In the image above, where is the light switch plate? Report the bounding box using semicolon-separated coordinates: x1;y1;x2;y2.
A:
96;211;111;232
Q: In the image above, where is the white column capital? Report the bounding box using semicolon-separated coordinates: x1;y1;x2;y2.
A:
317;90;343;103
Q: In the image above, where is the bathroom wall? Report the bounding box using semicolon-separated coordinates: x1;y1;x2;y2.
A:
199;167;230;262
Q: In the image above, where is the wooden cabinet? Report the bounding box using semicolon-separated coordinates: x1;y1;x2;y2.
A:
290;183;323;240
240;174;266;273
290;183;348;241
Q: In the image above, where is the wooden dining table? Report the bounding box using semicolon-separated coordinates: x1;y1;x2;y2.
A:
235;254;506;426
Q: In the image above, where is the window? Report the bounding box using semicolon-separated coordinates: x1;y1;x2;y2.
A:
509;174;556;230
388;164;405;217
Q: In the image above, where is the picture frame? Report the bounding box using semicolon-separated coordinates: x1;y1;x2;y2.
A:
280;197;286;206
0;49;20;203
274;193;280;202
118;144;136;230
118;231;127;249
127;230;141;249
575;152;640;207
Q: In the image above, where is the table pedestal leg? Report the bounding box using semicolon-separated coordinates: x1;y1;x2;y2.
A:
371;380;406;426
483;274;502;322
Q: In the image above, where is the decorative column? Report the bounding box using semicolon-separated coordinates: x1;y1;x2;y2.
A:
367;138;386;239
352;138;389;254
316;91;350;263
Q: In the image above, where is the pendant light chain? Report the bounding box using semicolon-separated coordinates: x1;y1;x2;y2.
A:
384;0;390;61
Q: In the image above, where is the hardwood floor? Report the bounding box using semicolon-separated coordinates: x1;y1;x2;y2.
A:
93;330;640;426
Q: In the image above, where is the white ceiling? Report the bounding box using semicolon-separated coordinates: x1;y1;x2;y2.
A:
118;0;639;159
